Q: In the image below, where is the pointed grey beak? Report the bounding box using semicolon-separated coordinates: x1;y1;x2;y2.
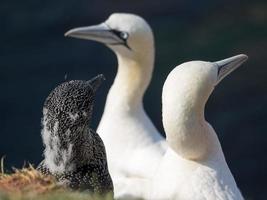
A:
86;74;105;93
214;54;248;84
65;23;125;45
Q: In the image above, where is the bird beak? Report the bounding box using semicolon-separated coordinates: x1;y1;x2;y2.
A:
214;54;248;84
64;23;124;45
86;74;105;93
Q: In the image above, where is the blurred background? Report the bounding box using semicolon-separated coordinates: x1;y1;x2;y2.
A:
0;0;266;199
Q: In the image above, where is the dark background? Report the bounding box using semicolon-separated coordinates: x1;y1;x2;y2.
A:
1;0;266;199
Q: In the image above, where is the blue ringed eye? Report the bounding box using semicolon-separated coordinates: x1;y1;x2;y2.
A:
120;32;128;40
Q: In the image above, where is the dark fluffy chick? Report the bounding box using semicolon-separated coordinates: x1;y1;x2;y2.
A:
37;74;113;195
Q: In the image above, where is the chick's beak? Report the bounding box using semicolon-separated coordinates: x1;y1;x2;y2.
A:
86;74;105;93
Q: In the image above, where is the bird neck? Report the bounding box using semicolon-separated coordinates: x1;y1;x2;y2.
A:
163;94;219;160
106;50;154;111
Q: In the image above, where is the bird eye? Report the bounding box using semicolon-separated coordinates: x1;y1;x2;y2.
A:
120;32;128;40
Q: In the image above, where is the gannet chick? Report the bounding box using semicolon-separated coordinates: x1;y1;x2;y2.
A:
37;75;113;195
65;13;166;199
151;55;248;200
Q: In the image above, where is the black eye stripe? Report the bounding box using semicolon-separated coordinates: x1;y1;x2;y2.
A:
110;29;128;41
107;29;131;50
104;24;131;50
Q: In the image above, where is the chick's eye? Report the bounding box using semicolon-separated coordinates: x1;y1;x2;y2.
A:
120;32;128;40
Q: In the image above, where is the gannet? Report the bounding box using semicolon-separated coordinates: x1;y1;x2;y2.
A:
65;13;167;199
151;55;248;200
37;75;113;195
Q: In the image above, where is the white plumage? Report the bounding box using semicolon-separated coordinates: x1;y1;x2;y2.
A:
151;55;247;200
65;13;167;199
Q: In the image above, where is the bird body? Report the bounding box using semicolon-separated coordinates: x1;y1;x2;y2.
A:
38;130;112;193
151;130;243;200
151;55;247;200
65;13;166;199
38;75;113;195
97;101;165;198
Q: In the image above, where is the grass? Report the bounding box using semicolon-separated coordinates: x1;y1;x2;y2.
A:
0;159;113;200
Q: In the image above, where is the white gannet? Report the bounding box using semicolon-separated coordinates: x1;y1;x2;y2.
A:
151;55;248;200
65;13;167;199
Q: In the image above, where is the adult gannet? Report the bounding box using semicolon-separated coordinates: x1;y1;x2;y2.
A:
151;55;248;200
65;13;166;199
38;75;113;196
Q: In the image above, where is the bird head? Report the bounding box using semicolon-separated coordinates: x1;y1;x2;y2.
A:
163;54;248;112
42;74;105;141
65;13;154;61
